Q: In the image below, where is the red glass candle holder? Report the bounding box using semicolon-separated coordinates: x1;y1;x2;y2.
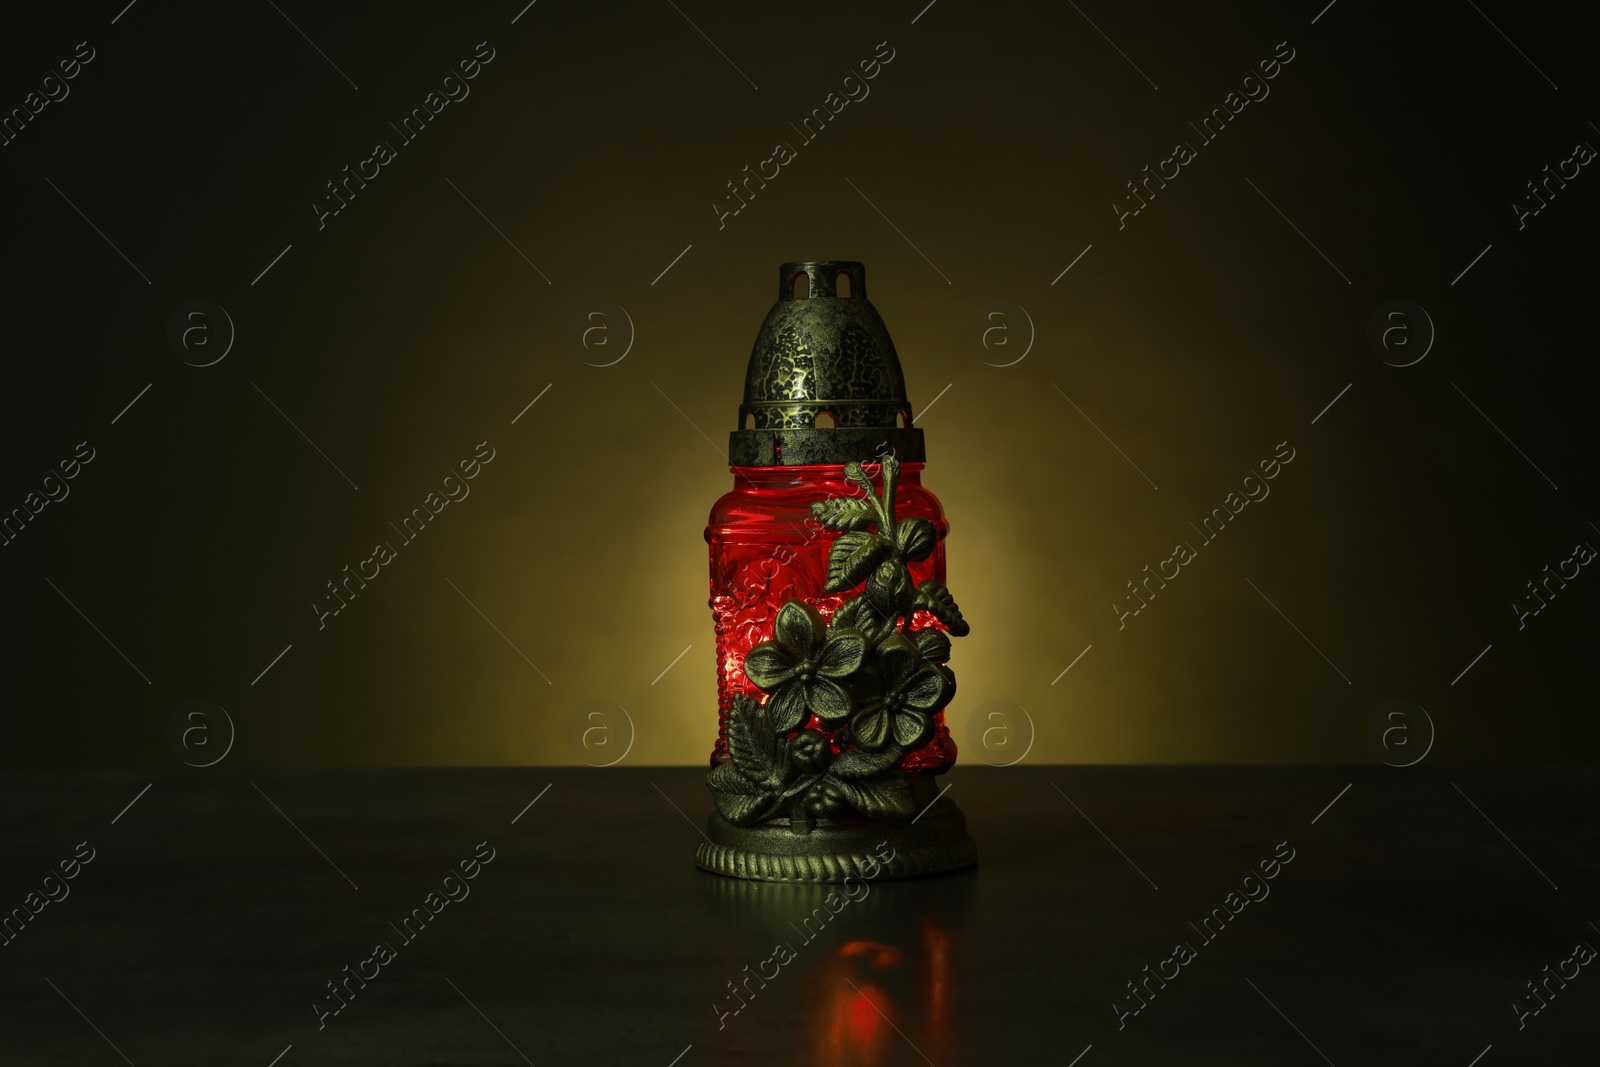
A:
695;260;976;883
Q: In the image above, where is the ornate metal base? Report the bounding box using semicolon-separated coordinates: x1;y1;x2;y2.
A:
696;793;976;884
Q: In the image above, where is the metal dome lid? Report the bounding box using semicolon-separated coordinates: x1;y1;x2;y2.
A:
728;261;927;467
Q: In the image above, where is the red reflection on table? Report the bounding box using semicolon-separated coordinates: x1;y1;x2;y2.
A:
922;918;952;1050
812;921;955;1065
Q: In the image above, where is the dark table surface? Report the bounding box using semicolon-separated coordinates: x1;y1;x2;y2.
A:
0;765;1595;1065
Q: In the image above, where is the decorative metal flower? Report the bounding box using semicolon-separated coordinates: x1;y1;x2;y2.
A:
850;634;951;751
742;600;866;731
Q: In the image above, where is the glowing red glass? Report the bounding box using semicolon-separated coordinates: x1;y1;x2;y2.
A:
706;462;957;775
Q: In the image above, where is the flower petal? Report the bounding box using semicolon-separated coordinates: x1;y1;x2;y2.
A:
875;634;920;688
852;706;890;750
774;599;826;657
807;678;854;721
742;641;795;690
892;709;932;749
816;628;867;678
900;666;950;711
765;684;809;733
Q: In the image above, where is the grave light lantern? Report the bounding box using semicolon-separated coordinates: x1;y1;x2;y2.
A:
697;260;977;883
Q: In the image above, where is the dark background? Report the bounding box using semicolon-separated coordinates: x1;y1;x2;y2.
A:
1;0;1595;768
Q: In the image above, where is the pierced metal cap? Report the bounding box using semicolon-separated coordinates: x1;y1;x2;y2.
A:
728;261;927;467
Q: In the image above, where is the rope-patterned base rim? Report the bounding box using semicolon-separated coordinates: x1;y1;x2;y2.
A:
696;837;976;883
